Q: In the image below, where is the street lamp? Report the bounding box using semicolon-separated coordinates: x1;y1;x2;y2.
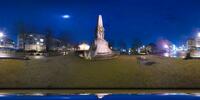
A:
197;32;200;38
36;42;40;45
0;32;4;38
40;38;44;42
36;42;40;52
163;44;169;49
0;32;4;47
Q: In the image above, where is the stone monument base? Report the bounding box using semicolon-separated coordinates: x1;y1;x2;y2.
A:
94;39;112;56
91;51;119;60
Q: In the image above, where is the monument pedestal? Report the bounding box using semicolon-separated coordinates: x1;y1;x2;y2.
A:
90;15;118;59
94;39;112;56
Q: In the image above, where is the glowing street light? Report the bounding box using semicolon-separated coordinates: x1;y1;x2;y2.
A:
36;42;40;45
0;32;4;38
197;32;200;37
40;38;44;42
163;44;169;49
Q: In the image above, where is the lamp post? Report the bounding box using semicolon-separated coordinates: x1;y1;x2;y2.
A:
0;32;4;47
36;42;40;52
0;32;4;38
197;32;200;38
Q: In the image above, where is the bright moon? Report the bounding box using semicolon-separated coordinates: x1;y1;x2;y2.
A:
62;15;70;19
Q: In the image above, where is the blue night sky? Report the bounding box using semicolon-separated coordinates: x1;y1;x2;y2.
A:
1;0;200;47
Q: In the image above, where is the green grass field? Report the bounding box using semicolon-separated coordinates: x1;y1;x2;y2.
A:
0;54;200;89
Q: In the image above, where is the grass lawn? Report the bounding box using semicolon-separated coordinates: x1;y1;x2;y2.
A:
0;53;200;89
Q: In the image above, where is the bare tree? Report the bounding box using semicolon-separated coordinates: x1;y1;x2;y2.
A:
16;21;27;51
59;31;72;47
132;38;143;54
120;40;127;49
108;40;115;48
45;28;53;52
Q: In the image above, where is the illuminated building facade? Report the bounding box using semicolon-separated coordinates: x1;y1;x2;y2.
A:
78;43;90;51
186;34;200;58
18;33;46;51
187;37;200;50
0;37;15;49
17;33;65;52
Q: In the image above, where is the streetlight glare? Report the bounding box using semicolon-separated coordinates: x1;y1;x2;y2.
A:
197;32;200;37
62;14;70;19
163;44;169;49
0;32;4;38
36;42;40;45
40;38;44;42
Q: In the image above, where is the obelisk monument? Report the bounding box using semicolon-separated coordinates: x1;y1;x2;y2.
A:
94;15;112;56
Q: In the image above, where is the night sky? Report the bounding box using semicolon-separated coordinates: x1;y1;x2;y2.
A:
1;0;200;47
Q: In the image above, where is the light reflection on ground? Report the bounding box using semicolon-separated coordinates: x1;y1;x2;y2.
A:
0;52;13;58
31;56;46;59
